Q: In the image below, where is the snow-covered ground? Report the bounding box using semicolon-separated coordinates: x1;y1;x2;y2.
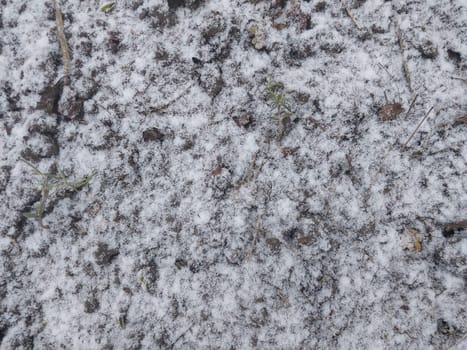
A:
0;0;466;349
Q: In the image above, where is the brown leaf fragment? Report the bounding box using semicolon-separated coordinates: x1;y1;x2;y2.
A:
378;103;403;121
413;235;422;252
280;146;299;157
210;165;222;176
453;113;467;125
297;235;314;246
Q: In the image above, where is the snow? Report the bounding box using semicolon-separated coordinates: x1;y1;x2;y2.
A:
0;0;466;349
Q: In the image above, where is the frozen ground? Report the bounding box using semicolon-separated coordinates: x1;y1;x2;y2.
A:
0;0;466;349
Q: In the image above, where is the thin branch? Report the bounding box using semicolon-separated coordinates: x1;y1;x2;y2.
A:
401;106;434;150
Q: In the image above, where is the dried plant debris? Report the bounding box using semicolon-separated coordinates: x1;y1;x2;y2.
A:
52;0;71;80
442;220;467;238
272;20;287;31
397;28;413;92
404;94;418;119
343;4;362;30
247;22;266;50
378;102;403;121
296;235;314;246
402;106;433;150
20;158;94;227
280;146;299;157
453;113;467;125
402;227;422;252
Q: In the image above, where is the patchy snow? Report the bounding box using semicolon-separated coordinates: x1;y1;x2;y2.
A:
0;0;466;349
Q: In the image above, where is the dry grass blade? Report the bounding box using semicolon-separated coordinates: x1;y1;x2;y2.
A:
401;106;433;150
444;332;467;350
419;108;442;153
246;219;264;260
341;2;362;30
52;0;71;81
148;83;193;114
235;150;260;189
451;76;467;83
397;29;413;93
404;94;418;119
